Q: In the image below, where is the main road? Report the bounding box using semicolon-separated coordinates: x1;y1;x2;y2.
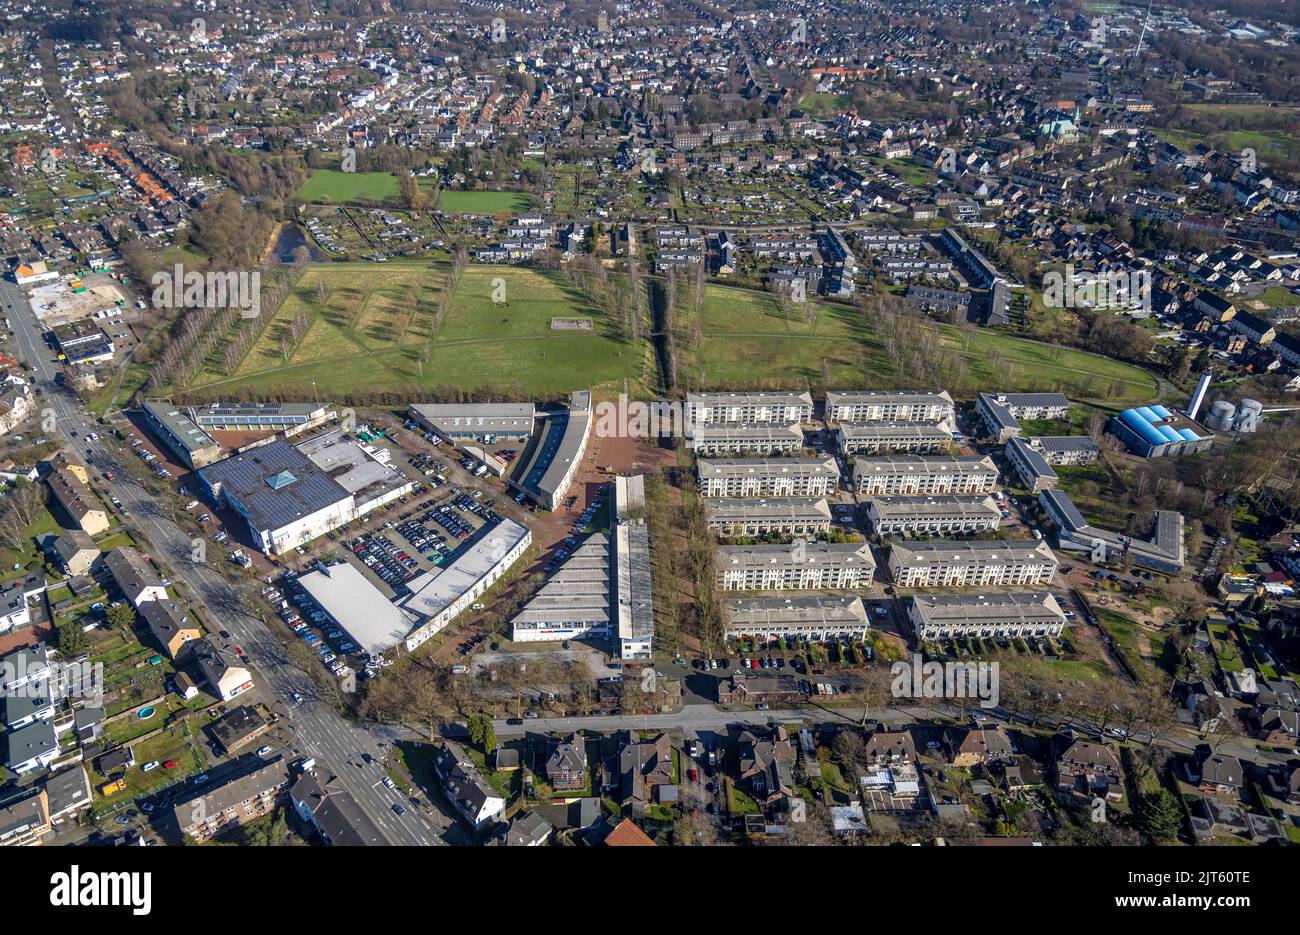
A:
1;278;447;846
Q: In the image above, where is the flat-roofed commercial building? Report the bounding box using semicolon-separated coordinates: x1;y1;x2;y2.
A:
888;539;1058;588
724;595;870;641
296;560;416;659
195;401;333;437
1038;489;1185;573
613;475;654;660
688;422;804;456
408;402;536;443
706;498;832;537
511;391;591;510
686;391;813;425
511;533;611;644
716;542;876;590
825;390;954;425
400;518;532;651
141;399;223;469
837;421;951;454
865;495;1002;535
698;457;839;498
198;429;414;556
907;591;1066;641
1110;405;1213;459
852;455;998;496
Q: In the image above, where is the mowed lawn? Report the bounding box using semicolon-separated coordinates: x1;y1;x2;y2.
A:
189;263;645;399
438;190;534;215
295;171;534;213
295;170;402;203
689;284;1159;404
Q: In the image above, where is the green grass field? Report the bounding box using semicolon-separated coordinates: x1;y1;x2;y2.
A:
186;263;646;400
685;285;1159;404
295;171;534;213
438;190;534;215
294;170;403;203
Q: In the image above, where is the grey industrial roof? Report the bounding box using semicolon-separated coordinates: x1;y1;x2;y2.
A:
296;430;409;500
199;439;349;532
142;400;219;454
616;522;654;644
409;402;536;436
511;534;611;628
518;403;590;502
402;519;530;622
296;561;414;657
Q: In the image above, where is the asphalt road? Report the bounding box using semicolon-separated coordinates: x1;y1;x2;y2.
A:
1;279;448;846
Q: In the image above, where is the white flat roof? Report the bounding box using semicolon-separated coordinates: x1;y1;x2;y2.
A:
400;518;530;621
296;562;414;657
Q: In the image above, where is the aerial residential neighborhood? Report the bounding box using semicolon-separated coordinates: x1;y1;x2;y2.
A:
0;0;1295;892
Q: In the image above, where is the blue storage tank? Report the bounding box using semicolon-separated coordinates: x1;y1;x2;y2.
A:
1151;404;1173;418
1177;428;1201;442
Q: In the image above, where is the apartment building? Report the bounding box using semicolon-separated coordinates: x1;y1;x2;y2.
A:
685;391;813;425
724;594;870;641
837;421;952;454
705;498;832;537
46;468;109;536
865;495;1002;535
172;759;290;842
716;542;876;590
888;539;1058;588
977;392;1071;443
1005;437;1059;493
852;455;998;496
907;591;1067;640
697;457;839;498
825;390;954;425
688;422;805;456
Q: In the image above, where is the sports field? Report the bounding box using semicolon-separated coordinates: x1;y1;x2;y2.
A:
685;284;1159;404
187;263;646;400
